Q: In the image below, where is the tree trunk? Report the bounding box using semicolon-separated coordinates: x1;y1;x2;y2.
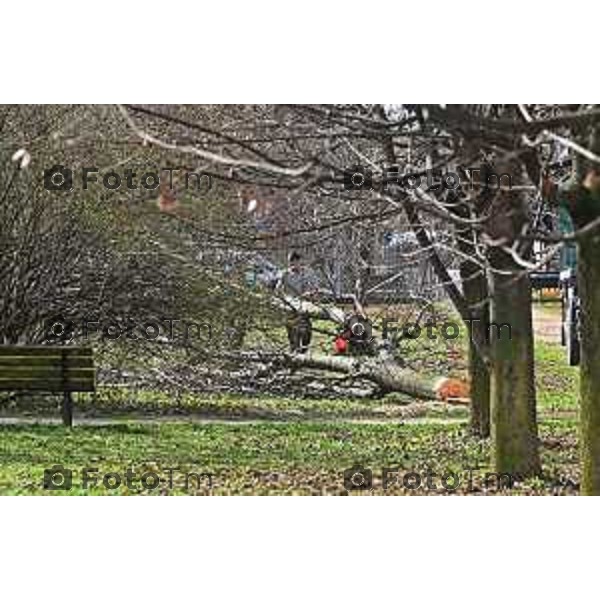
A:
488;261;540;477
571;126;600;495
461;263;491;437
289;353;441;399
236;351;470;403
577;220;600;494
485;159;541;477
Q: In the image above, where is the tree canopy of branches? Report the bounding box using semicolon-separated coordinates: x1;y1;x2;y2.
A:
112;103;600;494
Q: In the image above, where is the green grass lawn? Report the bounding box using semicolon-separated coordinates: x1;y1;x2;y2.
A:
536;340;579;413
0;420;580;495
0;322;582;495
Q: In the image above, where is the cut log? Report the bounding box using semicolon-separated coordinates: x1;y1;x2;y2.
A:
233;350;470;404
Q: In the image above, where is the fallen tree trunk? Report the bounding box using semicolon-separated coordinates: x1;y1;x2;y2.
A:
230;351;470;404
224;295;470;403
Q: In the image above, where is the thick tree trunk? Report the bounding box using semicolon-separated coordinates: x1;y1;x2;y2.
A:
489;264;541;477
484;155;541;478
571;127;600;495
469;333;490;435
577;227;600;494
287;353;441;399
237;351;469;403
461;263;491;437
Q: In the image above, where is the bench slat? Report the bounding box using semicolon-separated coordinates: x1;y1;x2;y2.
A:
0;346;93;357
0;346;95;392
0;366;95;379
0;380;95;392
0;356;94;368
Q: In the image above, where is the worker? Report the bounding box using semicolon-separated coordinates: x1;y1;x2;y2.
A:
277;252;320;353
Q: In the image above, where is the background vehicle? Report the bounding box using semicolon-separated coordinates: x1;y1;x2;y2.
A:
530;208;579;366
560;267;579;366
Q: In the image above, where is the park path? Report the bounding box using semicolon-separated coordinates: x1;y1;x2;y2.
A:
532;303;561;344
0;415;466;427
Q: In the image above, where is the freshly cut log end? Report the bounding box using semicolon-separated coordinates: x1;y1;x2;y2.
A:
434;377;471;404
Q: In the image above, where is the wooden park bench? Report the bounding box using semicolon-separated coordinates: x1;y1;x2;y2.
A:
0;346;96;426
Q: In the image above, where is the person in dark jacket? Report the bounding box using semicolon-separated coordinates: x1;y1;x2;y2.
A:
277;252;319;353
